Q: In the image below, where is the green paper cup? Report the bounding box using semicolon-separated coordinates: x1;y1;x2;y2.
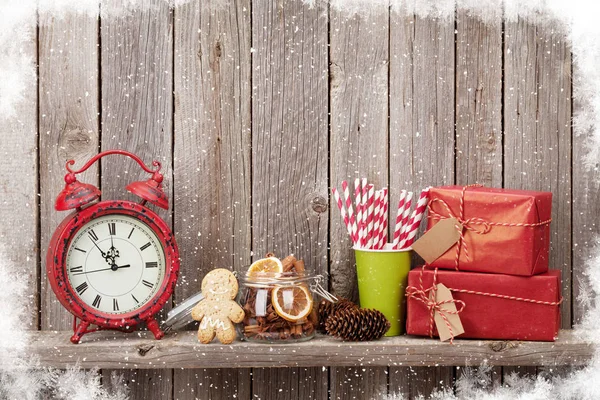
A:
354;244;412;336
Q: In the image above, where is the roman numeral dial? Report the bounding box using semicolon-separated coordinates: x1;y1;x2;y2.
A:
65;214;166;315
76;282;88;295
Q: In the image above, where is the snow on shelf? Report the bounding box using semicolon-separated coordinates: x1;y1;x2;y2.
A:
17;330;592;370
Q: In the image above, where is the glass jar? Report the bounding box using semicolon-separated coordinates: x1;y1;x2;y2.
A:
237;272;318;342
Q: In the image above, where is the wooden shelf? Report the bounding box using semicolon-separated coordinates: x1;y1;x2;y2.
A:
14;330;593;369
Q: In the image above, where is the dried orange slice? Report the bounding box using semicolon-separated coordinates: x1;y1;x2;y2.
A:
271;285;313;322
247;257;283;276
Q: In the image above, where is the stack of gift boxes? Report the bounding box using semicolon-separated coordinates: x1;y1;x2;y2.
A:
406;185;562;342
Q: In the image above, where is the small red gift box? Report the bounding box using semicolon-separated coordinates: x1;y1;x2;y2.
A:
406;268;561;341
426;185;552;276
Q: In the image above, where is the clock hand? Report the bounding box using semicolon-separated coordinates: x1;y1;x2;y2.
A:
72;264;131;275
110;233;115;251
109;235;120;257
90;239;110;262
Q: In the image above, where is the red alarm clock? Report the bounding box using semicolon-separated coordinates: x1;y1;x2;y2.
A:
47;150;179;344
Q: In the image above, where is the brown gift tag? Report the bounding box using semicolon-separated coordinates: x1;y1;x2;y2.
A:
411;217;463;264
431;283;465;342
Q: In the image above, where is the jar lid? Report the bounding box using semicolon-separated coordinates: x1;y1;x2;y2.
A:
162;291;204;332
238;272;316;288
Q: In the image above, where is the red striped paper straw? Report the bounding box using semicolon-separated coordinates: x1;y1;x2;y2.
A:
397;191;414;249
342;181;357;244
360;181;369;247
404;187;431;247
373;190;383;249
379;188;389;249
392;190;407;247
372;189;382;249
332;187;354;244
374;190;384;249
365;185;375;248
370;191;382;249
354;179;363;248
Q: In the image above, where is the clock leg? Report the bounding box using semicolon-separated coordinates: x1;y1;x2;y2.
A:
146;317;164;340
71;320;91;344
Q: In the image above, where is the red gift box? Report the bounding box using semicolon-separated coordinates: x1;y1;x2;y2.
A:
406;268;561;341
426;185;552;276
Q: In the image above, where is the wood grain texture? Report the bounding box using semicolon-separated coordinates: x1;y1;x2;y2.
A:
503;18;572;329
389;14;456;399
173;0;252;398
119;370;173;400
329;10;390;301
455;9;503;187
330;367;388;400
100;1;173;215
39;12;100;330
174;369;251;400
253;368;328;399
252;0;329;398
0;19;38;329
455;7;504;386
20;330;592;369
100;2;174;398
251;0;329;265
389;15;455;195
390;367;453;399
572;69;598;325
329;9;390;398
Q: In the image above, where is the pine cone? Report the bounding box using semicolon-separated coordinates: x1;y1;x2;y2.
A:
325;308;390;341
317;298;357;333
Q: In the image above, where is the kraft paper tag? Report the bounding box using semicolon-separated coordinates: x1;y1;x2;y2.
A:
432;283;465;342
411;217;463;264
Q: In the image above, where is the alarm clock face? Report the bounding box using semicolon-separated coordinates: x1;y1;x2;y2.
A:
65;214;166;315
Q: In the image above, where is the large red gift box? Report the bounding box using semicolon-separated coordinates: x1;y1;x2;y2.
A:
426;185;552;276
406;268;561;341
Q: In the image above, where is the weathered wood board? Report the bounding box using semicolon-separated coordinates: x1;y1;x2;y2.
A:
388;12;456;399
251;0;329;398
39;11;100;331
99;2;174;398
455;9;503;188
173;0;253;398
455;6;504;385
504;16;573;383
504;17;572;329
19;330;593;369
573;67;600;325
0;15;38;329
329;8;390;399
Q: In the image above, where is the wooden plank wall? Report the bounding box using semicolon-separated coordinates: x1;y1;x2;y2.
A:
454;7;503;387
173;0;252;398
7;1;578;399
0;12;38;332
100;1;175;396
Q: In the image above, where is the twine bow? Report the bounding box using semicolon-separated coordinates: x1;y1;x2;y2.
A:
427;184;552;270
405;268;465;344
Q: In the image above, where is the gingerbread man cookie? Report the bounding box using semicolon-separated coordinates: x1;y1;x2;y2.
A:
191;268;244;344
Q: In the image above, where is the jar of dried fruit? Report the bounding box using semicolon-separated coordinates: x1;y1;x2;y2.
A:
238;264;318;342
